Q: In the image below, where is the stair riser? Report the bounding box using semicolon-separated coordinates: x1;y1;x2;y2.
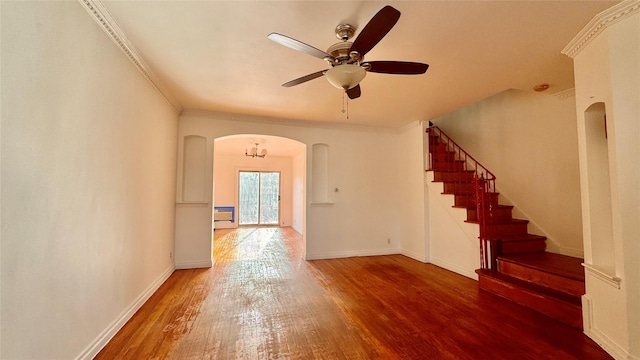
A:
432;172;476;182
497;261;585;297
428;135;442;144
428;142;449;152
477;273;583;329
486;222;529;236
431;151;457;162
431;162;466;171
442;182;475;194
499;240;546;254
454;194;499;208
467;208;513;222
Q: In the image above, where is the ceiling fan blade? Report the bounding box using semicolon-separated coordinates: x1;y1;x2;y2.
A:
363;61;429;75
282;69;328;87
346;84;361;99
268;33;332;60
350;6;401;57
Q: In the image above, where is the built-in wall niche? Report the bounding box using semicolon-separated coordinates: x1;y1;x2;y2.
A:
311;143;330;204
182;135;207;203
584;102;616;277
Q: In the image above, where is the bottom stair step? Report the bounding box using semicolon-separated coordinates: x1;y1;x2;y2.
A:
476;269;583;329
497;252;585;297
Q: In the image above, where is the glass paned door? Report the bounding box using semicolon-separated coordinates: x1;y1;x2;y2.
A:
238;171;280;225
238;172;259;225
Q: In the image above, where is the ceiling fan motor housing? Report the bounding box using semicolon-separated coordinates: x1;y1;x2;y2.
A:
326;41;362;66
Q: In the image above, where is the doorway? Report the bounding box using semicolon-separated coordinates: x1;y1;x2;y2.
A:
238;171;280;225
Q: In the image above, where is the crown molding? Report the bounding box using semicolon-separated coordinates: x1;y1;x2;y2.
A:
180;109;403;134
78;0;182;113
552;88;576;100
562;0;640;59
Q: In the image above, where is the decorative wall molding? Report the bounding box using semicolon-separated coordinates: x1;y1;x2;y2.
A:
553;88;576;101
78;0;182;112
180;109;402;134
562;0;640;59
584;263;622;289
74;265;174;360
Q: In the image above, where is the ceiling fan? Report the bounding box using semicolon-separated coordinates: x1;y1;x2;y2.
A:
267;5;429;100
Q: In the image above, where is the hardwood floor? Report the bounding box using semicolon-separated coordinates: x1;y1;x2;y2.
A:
96;227;612;359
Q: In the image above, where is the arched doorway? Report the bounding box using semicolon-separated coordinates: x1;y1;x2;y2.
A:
212;134;306;257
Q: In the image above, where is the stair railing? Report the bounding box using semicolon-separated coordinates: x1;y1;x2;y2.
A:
426;126;497;271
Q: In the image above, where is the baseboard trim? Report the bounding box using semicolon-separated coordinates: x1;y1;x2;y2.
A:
589;326;636;360
306;248;400;260
401;249;428;263
583;294;638;360
429;257;478;280
175;259;213;269
556;246;584;259
74;264;175;360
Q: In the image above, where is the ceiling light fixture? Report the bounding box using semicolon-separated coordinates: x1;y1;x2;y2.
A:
325;64;367;90
245;143;267;158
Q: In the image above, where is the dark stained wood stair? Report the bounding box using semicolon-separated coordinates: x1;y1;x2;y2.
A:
427;127;586;329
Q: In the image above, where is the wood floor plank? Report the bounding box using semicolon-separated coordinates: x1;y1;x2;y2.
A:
95;227;611;359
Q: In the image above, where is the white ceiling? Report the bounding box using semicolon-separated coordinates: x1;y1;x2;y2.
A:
102;0;617;128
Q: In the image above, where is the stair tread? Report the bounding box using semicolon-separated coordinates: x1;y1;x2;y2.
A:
476;269;581;305
466;218;529;225
427;169;476;173
443;192;500;197
497;252;585;282
455;204;514;210
494;234;547;241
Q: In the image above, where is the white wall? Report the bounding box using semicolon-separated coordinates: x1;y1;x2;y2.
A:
431;89;584;257
213;154;296;228
292;151;305;234
176;112;420;264
395;122;428;262
426;173;481;279
571;6;640;359
1;2;178;359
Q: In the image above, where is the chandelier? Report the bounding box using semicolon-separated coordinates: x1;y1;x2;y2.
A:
245;143;267;158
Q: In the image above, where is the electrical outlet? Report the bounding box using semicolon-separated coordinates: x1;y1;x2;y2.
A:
387;238;391;244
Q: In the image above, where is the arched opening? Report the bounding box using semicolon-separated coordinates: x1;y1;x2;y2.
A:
211;134;306;259
584;102;615;274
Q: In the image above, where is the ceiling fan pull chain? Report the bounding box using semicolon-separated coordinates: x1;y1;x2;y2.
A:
346;94;350;120
342;91;346;114
341;91;350;120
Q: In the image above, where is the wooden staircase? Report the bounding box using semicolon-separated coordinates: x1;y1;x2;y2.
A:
427;127;585;329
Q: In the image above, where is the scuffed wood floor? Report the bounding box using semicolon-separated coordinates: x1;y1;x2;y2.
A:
96;227;612;359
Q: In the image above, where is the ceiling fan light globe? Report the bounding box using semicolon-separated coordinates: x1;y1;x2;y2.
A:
325;64;366;90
